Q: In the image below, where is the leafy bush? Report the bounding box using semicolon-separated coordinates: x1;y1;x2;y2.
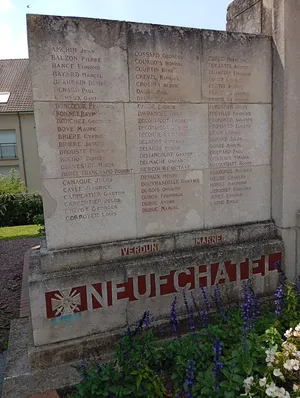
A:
0;192;43;227
0;169;26;194
70;277;300;398
33;213;45;236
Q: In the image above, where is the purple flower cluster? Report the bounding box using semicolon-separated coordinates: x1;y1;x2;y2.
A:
182;290;196;337
143;311;153;327
170;296;181;338
213;338;223;390
200;284;210;328
190;290;208;329
182;288;189;314
213;284;227;323
241;282;260;338
189;306;197;337
185;359;196;398
200;284;210;312
190;291;201;320
274;283;284;316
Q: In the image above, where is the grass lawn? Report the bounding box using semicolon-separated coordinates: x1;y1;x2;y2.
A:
0;225;40;240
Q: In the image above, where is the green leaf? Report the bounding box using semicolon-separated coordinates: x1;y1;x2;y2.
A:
224;391;235;398
201;386;212;396
136;374;143;389
232;374;244;383
242;358;253;375
123;387;133;395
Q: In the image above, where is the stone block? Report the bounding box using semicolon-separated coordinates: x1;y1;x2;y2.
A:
30;260;128;345
227;2;262;34
27;16;272;251
127;23;201;103
34;102;127;179
276;227;297;280
208;104;271;168
27;15;129;102
29;237;282;346
2;319;79;398
125;103;209;172
204;165;271;228
43;174;137;249
37;222;275;272
135;170;204;236
202;30;271;103
227;0;261;21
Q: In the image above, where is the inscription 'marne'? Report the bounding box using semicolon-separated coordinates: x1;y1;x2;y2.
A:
195;235;223;246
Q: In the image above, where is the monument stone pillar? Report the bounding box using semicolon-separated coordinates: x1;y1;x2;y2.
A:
227;0;300;279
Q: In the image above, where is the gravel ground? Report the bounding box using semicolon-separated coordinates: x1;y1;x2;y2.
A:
0;237;40;345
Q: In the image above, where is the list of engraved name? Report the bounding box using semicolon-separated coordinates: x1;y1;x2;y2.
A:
51;46;107;101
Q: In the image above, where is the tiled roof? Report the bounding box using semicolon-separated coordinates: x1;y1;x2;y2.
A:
0;59;33;113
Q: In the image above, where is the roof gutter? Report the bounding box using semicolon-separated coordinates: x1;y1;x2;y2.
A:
0;111;33;115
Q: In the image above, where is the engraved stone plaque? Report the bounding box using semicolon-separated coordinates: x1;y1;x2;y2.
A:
127;23;201;103
28;15;129;102
125;103;208;173
27;15;272;250
202;31;271;103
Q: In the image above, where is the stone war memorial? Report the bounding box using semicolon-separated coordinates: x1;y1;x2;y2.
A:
5;0;300;395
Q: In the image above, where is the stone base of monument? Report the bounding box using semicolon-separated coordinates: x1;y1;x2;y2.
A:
2;318;79;398
3;222;283;397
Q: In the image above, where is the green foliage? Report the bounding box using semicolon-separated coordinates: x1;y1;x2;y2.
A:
281;283;300;329
70;282;300;397
33;213;45;236
0;224;40;240
0;169;26;194
0;192;43;227
74;329;166;398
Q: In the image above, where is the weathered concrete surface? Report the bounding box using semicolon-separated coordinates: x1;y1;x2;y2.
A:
227;0;273;35
271;0;300;278
27;15;272;251
227;0;261;21
127;23;201;103
2;319;79;398
202;31;271;103
29;234;282;346
27;15;129;102
0;350;7;397
38;221;276;272
227;1;262;34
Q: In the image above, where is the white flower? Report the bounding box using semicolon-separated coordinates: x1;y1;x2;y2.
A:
293;330;300;338
284;359;299;371
282;342;296;353
266;383;290;397
273;368;284;380
243;376;254;393
285;328;293;339
266;346;277;365
293;384;300;392
295;351;300;359
266;382;277;397
284;359;293;370
259;377;267;386
280;388;290;398
295;324;300;332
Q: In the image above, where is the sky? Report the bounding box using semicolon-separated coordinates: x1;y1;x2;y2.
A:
0;0;231;59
